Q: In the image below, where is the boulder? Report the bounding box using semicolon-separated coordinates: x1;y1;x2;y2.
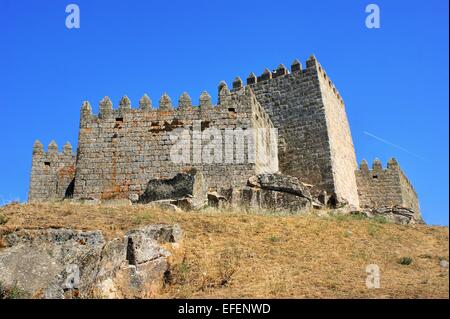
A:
358;206;424;225
147;200;183;212
238;186;311;213
0;224;182;299
102;199;132;207
248;173;312;199
139;169;207;208
242;173;312;212
207;191;227;208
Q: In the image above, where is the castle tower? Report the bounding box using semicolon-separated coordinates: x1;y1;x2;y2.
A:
245;56;360;207
355;158;420;218
29;140;76;202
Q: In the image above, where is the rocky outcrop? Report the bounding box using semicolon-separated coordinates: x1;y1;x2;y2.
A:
139;169;207;209
223;174;314;213
0;224;182;299
207;192;227;208
247;174;312;199
356;206;424;225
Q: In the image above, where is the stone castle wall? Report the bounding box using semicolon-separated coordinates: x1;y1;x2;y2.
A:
244;56;359;207
316;60;359;207
398;168;420;214
28;55;420;216
28;140;76;202
73;85;276;200
355;158;420;216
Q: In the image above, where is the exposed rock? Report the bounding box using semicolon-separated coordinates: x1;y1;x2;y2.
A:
78;198;102;205
237;186;311;213
147;200;183;212
327;193;349;209
358;206;424;225
248;173;312;199
128;193;139;202
0;224;182;299
139;169;207;208
241;174;312;212
102;199;132;206
440;259;449;269
207;191;227;208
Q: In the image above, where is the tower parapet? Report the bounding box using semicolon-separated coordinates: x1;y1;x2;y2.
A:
228;56;359;207
29;140;76;202
355;158;420;216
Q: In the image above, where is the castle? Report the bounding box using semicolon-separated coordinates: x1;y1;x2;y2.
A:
28;55;420;217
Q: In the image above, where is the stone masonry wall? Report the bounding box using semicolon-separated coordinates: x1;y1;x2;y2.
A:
316;61;360;207
244;56;359;207
73;85;276;200
355;158;420;215
398;169;420;214
28;140;76;202
246;58;333;195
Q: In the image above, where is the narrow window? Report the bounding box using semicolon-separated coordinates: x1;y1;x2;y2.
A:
201;121;211;131
114;117;124;129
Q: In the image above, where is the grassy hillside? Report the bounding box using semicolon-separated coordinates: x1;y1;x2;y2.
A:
0;202;448;298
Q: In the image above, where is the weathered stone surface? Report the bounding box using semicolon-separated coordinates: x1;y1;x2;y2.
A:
357;206;424;225
147;200;183;212
0;228;104;298
235;186;311;213
102;199;132;206
207;191;227;208
248;173;311;199
139;169;207;208
355;158;420;216
123;224;182;273
0;224;182;299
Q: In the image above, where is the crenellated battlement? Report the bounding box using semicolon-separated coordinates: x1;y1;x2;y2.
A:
32;140;75;158
228;56;344;106
29;140;76;202
80;82;260;125
355;158;420;214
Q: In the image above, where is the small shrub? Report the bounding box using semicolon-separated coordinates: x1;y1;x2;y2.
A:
398;256;413;265
0;281;29;299
367;224;379;236
268;235;281;243
333;213;367;222
343;230;352;238
0;213;7;225
218;247;241;286
373;215;388;224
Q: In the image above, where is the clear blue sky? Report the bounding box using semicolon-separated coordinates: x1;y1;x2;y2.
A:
0;0;448;225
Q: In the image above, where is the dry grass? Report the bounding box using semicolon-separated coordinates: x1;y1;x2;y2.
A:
0;202;448;299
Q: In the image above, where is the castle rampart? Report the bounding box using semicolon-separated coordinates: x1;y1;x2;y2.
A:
73;86;277;200
355;158;420;217
28;140;76;201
